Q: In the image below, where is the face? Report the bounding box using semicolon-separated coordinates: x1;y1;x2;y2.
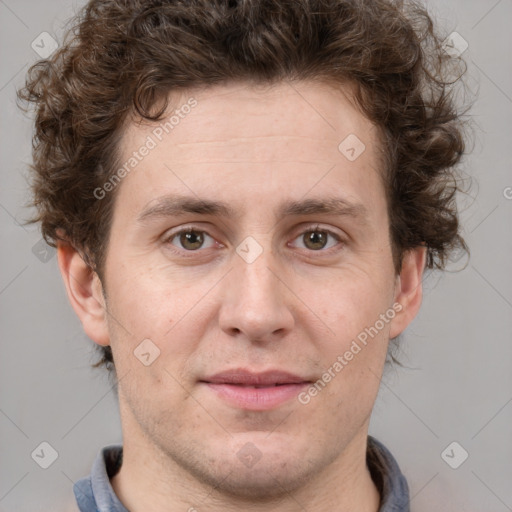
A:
69;80;424;499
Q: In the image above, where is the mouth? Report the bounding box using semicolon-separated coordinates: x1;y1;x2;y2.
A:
199;369;312;410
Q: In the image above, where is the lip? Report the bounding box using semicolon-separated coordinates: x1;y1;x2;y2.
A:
200;369;312;411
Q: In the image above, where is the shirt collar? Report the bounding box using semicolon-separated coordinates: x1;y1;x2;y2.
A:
367;435;410;511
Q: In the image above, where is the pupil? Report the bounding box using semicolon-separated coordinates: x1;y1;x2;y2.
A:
181;230;203;250
305;231;326;250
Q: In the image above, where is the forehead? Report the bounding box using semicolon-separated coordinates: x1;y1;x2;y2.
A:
116;80;385;217
121;80;381;162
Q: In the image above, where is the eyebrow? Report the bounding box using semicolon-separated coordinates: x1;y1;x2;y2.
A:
136;194;369;225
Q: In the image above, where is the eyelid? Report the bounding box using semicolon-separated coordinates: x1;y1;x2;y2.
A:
293;223;343;238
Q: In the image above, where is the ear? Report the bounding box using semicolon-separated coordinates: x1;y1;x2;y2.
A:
389;245;427;339
57;241;110;347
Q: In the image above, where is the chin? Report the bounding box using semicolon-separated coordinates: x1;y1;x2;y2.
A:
191;457;316;501
166;434;326;501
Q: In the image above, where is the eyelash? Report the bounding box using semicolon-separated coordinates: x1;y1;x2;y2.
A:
162;224;345;257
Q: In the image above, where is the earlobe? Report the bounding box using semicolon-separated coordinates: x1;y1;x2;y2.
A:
57;241;110;346
389;246;427;339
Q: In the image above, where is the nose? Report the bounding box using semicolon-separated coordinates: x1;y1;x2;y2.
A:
218;243;295;343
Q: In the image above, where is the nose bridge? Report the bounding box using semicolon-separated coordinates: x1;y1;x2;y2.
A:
218;235;294;340
238;249;277;298
234;235;282;307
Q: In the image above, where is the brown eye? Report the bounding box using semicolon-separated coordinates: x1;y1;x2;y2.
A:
168;229;215;251
303;230;329;250
290;226;342;252
178;230;204;250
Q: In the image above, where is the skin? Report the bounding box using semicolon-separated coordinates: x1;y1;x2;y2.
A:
58;80;426;512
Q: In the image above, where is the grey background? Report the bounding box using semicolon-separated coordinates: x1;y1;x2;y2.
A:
1;0;511;510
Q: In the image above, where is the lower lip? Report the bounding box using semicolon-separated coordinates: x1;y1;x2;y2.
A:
203;382;309;410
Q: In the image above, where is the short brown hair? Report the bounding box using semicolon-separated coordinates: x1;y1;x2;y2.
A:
18;0;471;378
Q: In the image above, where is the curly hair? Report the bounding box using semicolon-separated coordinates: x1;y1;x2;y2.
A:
18;0;470;379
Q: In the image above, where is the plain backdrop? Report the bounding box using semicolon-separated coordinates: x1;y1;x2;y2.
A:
1;0;511;510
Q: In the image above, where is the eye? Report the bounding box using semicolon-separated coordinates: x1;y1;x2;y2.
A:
166;228;216;251
290;225;342;252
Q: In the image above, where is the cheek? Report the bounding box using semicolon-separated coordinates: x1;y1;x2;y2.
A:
300;264;394;336
310;323;389;427
118;363;197;443
301;267;394;395
106;261;195;331
105;270;219;379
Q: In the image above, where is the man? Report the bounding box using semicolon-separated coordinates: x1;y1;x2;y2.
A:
19;0;468;510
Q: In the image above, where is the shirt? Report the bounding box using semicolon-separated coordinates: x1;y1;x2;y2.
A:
73;435;410;511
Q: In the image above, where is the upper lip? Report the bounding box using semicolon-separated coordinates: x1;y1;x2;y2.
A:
201;369;312;386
